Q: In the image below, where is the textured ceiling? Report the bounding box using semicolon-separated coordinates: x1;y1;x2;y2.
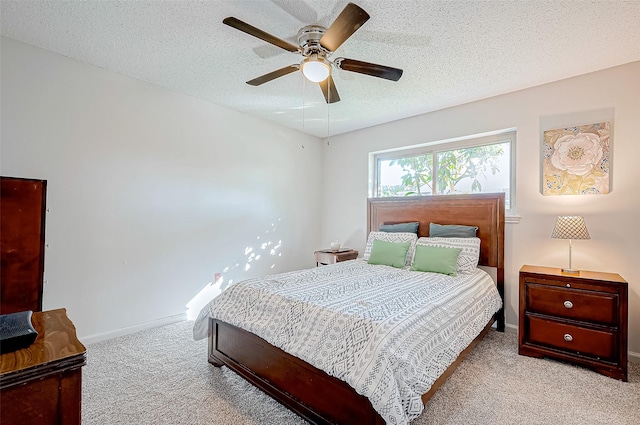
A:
2;0;640;138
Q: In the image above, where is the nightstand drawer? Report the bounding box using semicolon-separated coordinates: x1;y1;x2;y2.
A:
526;315;615;361
314;249;358;266
525;283;618;325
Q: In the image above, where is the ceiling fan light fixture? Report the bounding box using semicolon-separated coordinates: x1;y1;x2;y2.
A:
301;55;330;83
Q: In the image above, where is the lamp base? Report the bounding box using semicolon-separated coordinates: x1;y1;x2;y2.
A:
561;268;580;274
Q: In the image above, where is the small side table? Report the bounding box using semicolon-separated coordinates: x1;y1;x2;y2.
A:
314;249;358;266
518;265;628;381
0;308;87;424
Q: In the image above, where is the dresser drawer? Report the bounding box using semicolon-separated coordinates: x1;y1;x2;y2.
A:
525;283;617;325
526;315;616;361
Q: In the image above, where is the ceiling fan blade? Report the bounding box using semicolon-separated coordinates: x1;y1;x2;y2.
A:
319;75;340;104
246;65;299;86
335;58;403;81
223;17;299;52
320;3;370;52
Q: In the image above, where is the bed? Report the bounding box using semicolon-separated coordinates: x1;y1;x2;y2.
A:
194;193;505;424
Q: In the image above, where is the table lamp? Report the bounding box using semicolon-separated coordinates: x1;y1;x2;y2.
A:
551;216;590;274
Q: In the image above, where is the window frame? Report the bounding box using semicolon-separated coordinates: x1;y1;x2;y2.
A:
371;130;517;215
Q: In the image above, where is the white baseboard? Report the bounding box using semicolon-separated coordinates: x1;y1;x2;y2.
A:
504;323;518;334
81;313;187;345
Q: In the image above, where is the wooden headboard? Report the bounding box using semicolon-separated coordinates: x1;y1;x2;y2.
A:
367;193;505;331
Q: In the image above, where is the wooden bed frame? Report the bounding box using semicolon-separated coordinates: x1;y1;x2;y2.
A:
208;193;505;424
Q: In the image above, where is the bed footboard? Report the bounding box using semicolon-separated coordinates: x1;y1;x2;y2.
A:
208;318;385;425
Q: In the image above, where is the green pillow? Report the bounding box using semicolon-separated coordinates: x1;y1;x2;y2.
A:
411;244;462;276
367;240;411;268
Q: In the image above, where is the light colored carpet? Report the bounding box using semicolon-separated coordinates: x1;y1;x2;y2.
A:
83;321;640;424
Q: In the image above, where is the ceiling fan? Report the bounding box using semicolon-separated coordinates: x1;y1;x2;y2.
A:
223;2;403;104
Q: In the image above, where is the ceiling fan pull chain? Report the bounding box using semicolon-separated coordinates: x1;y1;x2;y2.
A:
327;79;331;144
302;77;306;148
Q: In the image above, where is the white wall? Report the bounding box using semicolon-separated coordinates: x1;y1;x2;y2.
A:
3;35;639;357
320;61;640;357
1;37;324;342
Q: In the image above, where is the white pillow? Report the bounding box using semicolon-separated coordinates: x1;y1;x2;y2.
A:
415;237;480;274
364;231;417;267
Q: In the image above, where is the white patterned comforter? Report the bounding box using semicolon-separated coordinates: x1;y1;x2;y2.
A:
193;259;502;424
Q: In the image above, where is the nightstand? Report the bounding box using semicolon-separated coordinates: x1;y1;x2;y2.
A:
314;249;358;266
518;265;628;381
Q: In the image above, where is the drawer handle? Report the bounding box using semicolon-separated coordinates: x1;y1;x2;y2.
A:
563;300;574;309
564;334;573;342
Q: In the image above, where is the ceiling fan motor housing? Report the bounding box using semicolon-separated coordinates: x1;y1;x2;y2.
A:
298;25;329;58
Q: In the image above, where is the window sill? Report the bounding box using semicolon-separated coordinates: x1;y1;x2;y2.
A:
506;215;521;224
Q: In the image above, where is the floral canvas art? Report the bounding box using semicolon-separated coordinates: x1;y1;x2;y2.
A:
542;122;610;195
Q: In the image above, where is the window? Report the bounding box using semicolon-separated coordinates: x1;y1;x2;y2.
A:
372;131;516;213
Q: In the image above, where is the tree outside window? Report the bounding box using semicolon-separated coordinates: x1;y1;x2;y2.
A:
376;139;512;210
379;154;433;196
436;144;505;195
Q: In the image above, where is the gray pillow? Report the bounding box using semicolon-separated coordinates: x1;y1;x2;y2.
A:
429;223;478;238
379;221;419;234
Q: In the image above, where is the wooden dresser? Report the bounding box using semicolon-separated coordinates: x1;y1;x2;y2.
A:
518;265;628;381
0;308;86;425
0;176;47;314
